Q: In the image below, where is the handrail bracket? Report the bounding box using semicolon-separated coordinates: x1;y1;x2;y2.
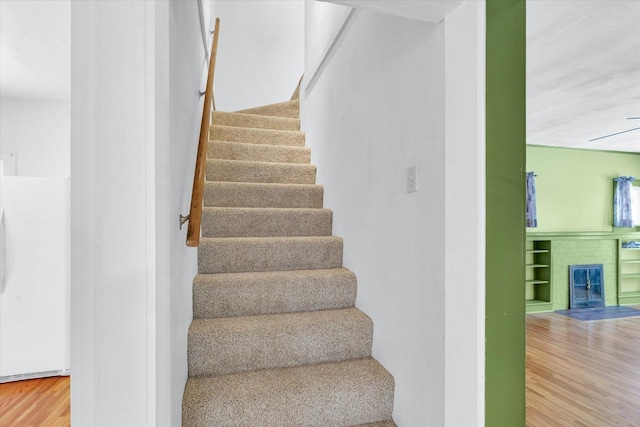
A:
180;214;190;230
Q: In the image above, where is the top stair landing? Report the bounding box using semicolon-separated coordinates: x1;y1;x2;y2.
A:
237;99;300;118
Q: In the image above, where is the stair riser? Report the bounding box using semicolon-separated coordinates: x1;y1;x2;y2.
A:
206;160;316;185
193;269;356;318
211;111;300;131
204;182;324;209
188;309;372;376
237;99;299;118
182;358;394;427
198;237;343;274
208;141;310;164
201;208;332;238
210;126;305;146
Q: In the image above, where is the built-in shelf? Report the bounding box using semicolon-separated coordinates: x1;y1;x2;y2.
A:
525;240;553;313
619;240;640;305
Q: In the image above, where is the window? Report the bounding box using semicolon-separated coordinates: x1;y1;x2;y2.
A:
614;177;638;228
632;185;640;227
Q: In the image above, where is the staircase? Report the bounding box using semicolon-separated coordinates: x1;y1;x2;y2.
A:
182;94;396;426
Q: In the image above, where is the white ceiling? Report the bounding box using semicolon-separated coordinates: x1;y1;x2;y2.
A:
1;0;638;152
527;0;640;153
0;0;70;103
323;1;465;23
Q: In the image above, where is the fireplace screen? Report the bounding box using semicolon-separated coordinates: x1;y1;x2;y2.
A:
569;264;605;309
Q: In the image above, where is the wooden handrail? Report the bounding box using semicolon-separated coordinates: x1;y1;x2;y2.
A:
186;17;220;247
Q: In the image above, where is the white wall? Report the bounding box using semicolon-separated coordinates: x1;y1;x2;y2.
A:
213;0;304;111
72;1;212;425
443;1;485;425
0;98;70;177
71;2;151;424
304;2;486;425
163;1;214;425
303;8;446;425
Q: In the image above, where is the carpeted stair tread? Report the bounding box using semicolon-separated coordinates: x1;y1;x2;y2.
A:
198;236;343;274
206;159;317;184
182;358;395;426
201;207;332;238
204;182;324;208
188;308;373;376
210;125;305;146
211;110;300;131
208;140;311;164
236;99;300;118
193;268;357;318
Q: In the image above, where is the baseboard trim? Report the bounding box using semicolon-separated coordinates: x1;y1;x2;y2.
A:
0;369;70;383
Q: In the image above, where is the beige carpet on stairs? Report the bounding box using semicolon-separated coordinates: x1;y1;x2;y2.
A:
182;99;396;426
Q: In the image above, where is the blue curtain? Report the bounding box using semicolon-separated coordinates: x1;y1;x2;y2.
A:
526;172;537;228
614;176;636;228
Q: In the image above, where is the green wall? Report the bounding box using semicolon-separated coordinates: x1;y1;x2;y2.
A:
486;0;526;425
527;146;640;232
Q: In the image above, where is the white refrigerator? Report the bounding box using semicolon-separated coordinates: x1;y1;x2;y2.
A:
0;177;70;381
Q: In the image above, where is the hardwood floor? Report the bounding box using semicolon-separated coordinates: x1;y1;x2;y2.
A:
527;311;640;426
0;314;638;427
0;376;69;426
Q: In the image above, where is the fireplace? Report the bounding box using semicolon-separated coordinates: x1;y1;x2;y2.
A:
569;264;604;309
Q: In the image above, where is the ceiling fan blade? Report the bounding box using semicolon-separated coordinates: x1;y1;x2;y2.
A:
589;127;640;142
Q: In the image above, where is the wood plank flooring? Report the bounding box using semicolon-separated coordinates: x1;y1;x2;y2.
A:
0;376;69;426
526;311;640;426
